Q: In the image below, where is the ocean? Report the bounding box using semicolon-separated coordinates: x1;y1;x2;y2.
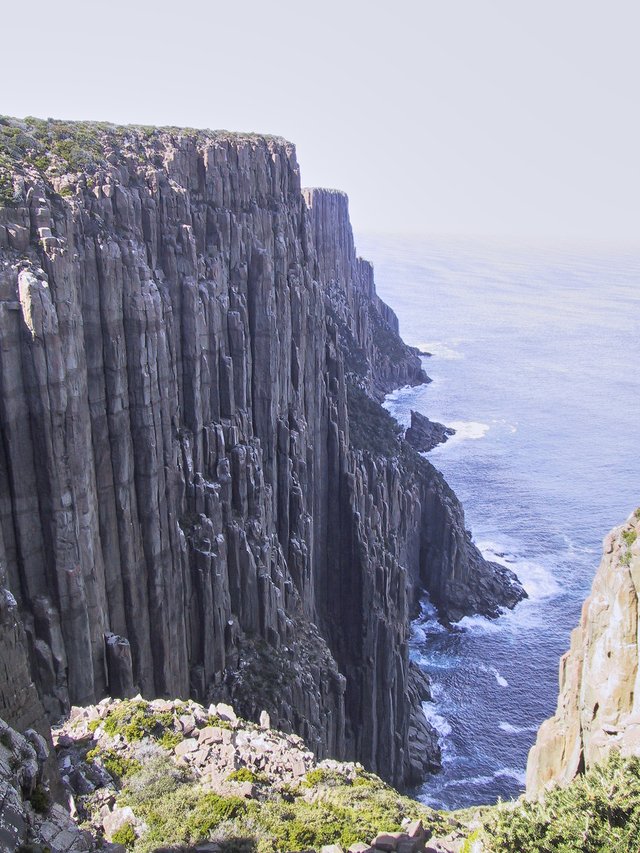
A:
357;234;640;810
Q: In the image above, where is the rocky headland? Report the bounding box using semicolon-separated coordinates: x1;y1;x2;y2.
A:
1;115;639;853
0;116;525;796
404;411;455;454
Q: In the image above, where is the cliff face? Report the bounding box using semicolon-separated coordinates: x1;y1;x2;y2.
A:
526;509;640;798
0;118;522;786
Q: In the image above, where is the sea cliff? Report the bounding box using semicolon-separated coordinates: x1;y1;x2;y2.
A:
526;508;640;797
0;117;523;787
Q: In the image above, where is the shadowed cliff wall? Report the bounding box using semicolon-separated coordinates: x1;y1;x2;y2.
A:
0;119;521;784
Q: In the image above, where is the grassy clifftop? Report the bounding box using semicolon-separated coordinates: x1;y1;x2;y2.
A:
0;115;290;203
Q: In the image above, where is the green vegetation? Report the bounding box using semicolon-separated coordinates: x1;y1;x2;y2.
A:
226;767;267;784
0;114;289;191
159;729;184;750
483;752;640;852
109;747;448;853
86;746;142;781
112;821;137;848
207;714;234;730
100;699;179;743
622;529;637;547
0;164;15;206
121;782;249;852
347;381;403;456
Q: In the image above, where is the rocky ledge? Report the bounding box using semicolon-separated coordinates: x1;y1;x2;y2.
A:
0;697;474;853
405;411;455;454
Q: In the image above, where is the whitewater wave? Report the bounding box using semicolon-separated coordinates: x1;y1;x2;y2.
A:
457;613;503;635
480;664;509;687
443;420;490;442
477;539;561;601
514;558;561;600
421;701;452;739
443;767;526;790
421;700;455;766
499;721;538;735
414;341;464;360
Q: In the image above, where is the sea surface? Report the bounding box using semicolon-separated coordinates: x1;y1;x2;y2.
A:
357;234;640;810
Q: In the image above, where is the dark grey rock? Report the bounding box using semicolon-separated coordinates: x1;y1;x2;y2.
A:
405;410;455;453
0;121;524;789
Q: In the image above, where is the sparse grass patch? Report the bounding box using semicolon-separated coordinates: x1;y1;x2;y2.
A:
100;699;180;744
302;767;350;788
159;730;183;750
109;743;448;853
622;529;637;547
85;746;142;781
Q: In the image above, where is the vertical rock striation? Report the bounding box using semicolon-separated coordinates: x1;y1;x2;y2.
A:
526;509;640;798
0;118;523;786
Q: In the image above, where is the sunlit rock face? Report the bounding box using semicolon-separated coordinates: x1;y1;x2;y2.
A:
527;509;640;798
0;120;521;785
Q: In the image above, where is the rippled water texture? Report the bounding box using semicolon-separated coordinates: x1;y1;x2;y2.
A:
358;235;640;809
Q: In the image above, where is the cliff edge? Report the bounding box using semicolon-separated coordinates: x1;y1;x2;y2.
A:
526;508;640;798
0;117;523;787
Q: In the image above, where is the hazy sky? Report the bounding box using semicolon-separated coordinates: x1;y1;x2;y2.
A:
3;0;639;242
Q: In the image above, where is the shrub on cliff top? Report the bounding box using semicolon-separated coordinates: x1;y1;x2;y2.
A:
100;699;179;744
115;748;448;852
111;821;137;848
86;746;142;781
483;752;640;852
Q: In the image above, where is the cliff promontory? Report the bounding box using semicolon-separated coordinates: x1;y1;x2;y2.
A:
526;508;640;797
0;116;523;787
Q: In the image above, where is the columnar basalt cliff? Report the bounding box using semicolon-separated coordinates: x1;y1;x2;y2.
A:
526;509;640;798
0;118;523;786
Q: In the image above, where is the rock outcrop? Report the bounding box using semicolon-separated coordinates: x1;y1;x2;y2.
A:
51;695;467;853
0;117;523;787
0;715;104;852
405;411;455;454
526;508;640;798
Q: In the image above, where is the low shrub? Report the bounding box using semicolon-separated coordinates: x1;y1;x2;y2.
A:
227;767;268;784
483;752;640;852
159;730;183;750
86;746;142;781
112;820;137;848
